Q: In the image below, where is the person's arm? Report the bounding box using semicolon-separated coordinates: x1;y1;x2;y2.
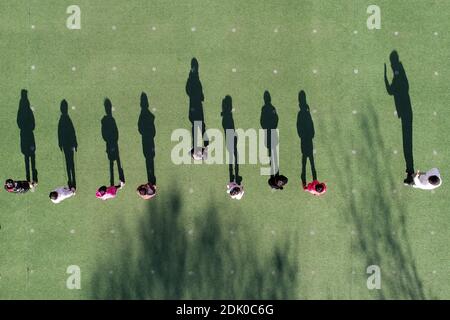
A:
185;76;191;96
296;113;302;138
384;63;393;95
58;120;63;151
260;108;264;128
72;120;78;151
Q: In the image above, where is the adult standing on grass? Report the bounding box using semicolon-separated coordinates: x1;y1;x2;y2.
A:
17;89;38;184
384;50;415;185
186;57;208;159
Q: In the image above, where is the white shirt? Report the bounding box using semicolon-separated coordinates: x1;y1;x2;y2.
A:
51;187;75;204
413;168;442;190
226;182;244;200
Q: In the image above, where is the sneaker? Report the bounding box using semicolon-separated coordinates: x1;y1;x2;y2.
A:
120;181;125;189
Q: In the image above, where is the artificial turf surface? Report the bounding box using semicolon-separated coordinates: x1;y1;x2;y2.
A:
0;0;449;299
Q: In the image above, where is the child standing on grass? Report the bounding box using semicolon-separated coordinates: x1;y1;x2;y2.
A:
304;180;327;196
4;179;36;194
413;168;442;190
96;181;124;201
137;183;156;200
268;173;288;190
49;186;76;204
226;181;244;200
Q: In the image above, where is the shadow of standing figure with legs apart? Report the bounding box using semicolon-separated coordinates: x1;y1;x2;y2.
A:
384;50;415;185
17;89;38;183
101;98;125;186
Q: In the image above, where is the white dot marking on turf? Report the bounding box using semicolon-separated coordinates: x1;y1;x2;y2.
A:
72;106;76;110
109;270;114;275
434;71;439;76
433;111;437;116
232;68;237;73
112;25;117;30
152;107;156;112
31;65;35;70
152;67;157;72
152;26;156;31
231;27;236;32
354;69;359;74
433;270;437;274
312;109;317;113
70;229;75;234
433;150;437;156
394;31;399;36
71;66;76;71
191;27;196;32
231;108;235;112
112;66;117;71
274;28;278;33
110;229;115;234
352;110;357;115
30;228;35;233
188;229;194;236
273;69;278;74
353;30;358;34
313;29;317;33
31;25;35;29
393;150;398;154
310;230;315;236
434;32;438;36
351;150;357;155
313;69;318;74
431;231;435;235
394;111;398;116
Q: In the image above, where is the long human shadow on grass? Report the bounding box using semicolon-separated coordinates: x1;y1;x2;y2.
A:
321;106;427;299
138;92;156;185
101;98;125;186
58;99;78;189
17;89;38;183
90;190;299;299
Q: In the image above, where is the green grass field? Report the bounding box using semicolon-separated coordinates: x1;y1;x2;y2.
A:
0;0;449;299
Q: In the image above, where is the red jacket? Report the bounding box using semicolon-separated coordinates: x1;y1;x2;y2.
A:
304;180;327;196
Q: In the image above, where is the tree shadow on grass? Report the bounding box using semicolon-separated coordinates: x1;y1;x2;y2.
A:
322;106;428;299
90;190;299;299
